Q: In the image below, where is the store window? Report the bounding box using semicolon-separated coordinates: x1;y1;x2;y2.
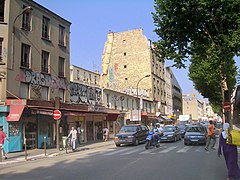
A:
9;123;20;136
41;86;49;100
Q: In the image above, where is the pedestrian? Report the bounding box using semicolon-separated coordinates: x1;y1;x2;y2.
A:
0;126;10;160
103;127;109;142
218;123;240;180
205;120;216;151
68;127;77;151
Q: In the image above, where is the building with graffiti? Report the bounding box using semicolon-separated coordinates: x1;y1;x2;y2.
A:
101;29;176;123
0;0;72;152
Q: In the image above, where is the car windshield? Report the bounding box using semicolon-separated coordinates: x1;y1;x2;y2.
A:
187;127;204;132
177;125;185;130
164;127;174;132
119;126;137;132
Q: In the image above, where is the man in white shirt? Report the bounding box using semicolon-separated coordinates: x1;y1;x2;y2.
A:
68;127;77;150
103;127;109;142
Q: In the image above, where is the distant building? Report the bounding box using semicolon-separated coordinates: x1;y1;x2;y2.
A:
172;72;183;119
101;28;167;124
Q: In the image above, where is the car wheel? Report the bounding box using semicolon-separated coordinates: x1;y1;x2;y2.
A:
115;143;121;147
134;139;139;146
174;136;177;142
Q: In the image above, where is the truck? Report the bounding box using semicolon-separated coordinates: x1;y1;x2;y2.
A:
179;114;192;125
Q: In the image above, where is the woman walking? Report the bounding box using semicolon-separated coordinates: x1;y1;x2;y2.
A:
218;123;240;180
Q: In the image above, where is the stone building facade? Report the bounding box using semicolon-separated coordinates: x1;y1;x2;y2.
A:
101;28;167;122
0;0;72;152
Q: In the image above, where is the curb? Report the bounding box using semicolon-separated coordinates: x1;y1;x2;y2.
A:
0;141;114;165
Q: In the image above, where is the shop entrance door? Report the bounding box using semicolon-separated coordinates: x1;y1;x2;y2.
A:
86;121;93;141
95;122;103;140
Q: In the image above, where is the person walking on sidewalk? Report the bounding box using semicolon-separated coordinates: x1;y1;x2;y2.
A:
103;127;109;142
205;120;216;151
218;123;240;180
68;127;77;151
0;126;10;159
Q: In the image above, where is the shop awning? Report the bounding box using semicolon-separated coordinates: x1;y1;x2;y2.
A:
106;113;119;121
6;99;26;122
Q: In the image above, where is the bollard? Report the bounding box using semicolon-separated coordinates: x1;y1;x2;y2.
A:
44;137;46;156
66;138;68;154
0;144;2;162
24;138;27;161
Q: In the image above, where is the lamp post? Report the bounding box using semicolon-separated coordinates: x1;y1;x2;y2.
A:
136;75;150;124
12;6;33;69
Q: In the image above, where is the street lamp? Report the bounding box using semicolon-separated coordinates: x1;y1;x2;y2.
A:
136;75;150;124
12;6;33;69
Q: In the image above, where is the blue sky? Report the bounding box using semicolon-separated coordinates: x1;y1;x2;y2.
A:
34;0;201;95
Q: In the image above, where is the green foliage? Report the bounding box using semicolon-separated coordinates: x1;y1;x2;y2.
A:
152;0;240;108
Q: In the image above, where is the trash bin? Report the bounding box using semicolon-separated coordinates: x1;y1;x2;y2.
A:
62;136;68;148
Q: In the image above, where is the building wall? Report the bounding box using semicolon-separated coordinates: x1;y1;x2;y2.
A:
5;0;71;102
182;94;199;121
165;67;173;115
101;28;167;114
70;65;100;87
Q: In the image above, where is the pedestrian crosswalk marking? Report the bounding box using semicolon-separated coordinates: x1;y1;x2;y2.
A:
102;147;131;156
177;146;192;153
139;148;159;154
120;148;143;155
159;146;177;153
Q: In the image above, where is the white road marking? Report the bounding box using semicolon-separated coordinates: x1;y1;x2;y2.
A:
177;146;192;153
102;147;131;156
159;146;177;153
120;148;143;155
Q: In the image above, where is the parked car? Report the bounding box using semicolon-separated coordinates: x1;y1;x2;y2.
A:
184;125;207;145
160;125;181;142
114;124;148;147
176;124;186;138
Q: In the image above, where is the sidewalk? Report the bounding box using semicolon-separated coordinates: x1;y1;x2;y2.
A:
0;140;114;165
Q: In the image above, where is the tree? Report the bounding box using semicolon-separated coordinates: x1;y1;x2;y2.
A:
152;0;240;109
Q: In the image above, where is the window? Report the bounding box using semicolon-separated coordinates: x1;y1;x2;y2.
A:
42;16;50;40
21;43;30;68
124;52;126;56
106;94;110;107
59;25;65;46
20;82;29;99
59;89;65;102
77;70;80;80
0;37;3;61
125;78;128;81
94;76;97;84
0;0;5;22
41;51;49;73
22;5;31;31
58;57;65;77
41;86;49;100
124;65;127;68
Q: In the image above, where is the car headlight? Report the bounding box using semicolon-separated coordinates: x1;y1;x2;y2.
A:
127;135;134;138
167;135;173;137
114;136;119;139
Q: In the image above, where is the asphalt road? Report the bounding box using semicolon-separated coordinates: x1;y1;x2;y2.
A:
0;140;228;180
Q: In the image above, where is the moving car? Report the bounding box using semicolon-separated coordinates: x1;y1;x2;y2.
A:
114;124;148;147
160;125;181;142
184;125;207;145
176;124;186;138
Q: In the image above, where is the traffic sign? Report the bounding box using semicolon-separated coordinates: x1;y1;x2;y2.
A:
223;102;230;111
53;109;61;120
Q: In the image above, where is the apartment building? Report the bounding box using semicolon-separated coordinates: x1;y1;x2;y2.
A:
0;0;71;152
101;28;167;124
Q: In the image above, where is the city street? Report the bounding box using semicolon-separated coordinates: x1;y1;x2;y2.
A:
0;140;228;180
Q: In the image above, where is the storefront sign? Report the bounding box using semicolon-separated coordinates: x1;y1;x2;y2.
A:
130;110;141;121
6;99;26;121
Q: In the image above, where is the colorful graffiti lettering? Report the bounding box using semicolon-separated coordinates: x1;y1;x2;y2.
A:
15;69;69;90
70;82;102;105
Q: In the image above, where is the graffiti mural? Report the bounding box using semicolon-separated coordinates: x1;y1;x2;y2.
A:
70;82;102;105
16;69;69;90
123;87;150;98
